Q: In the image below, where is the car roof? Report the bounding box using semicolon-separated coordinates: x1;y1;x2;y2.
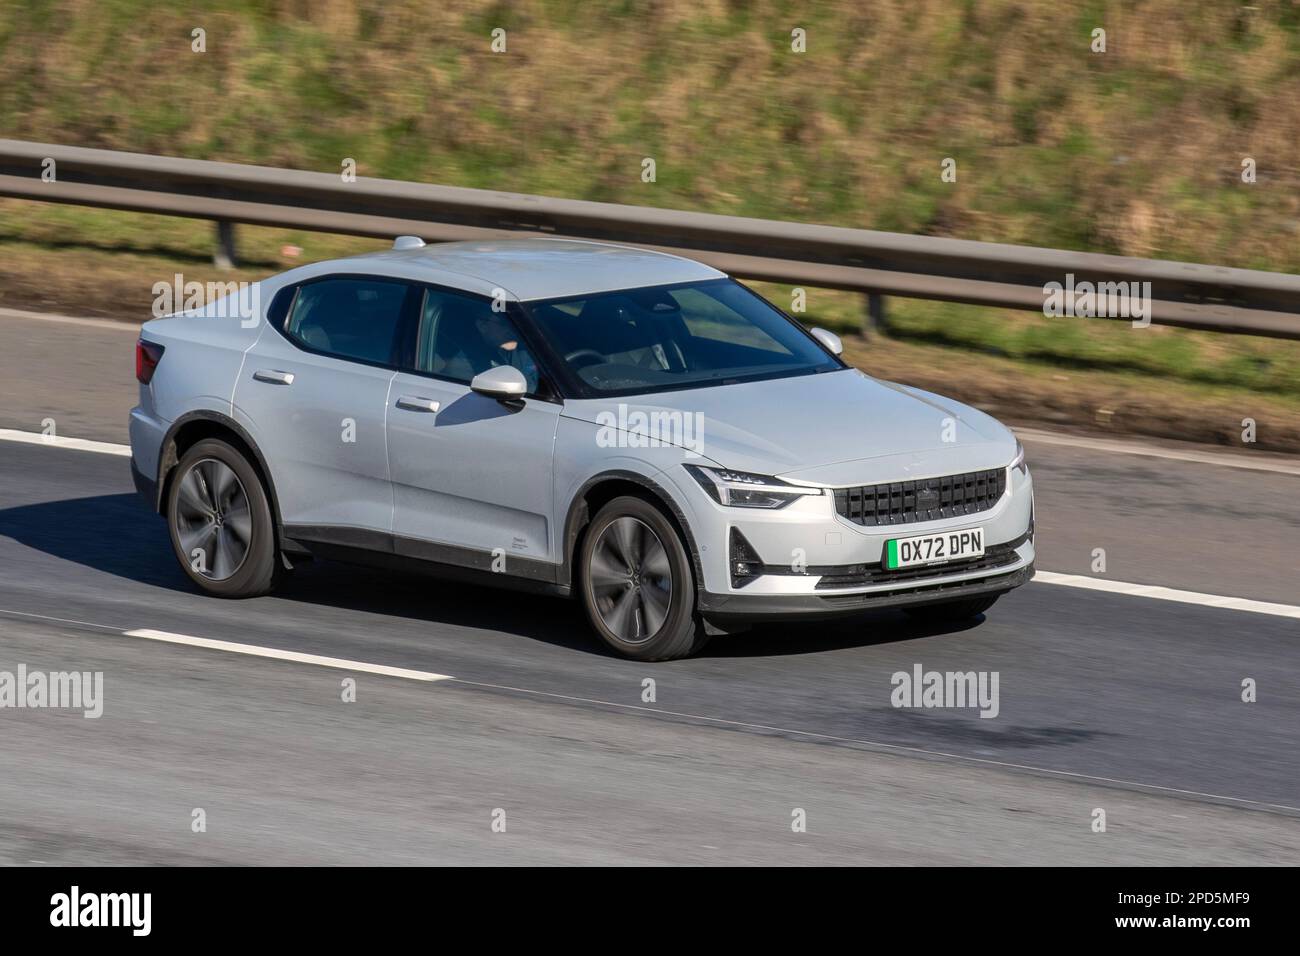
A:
325;237;727;302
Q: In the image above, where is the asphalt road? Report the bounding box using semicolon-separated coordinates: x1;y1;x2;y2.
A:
0;439;1298;864
0;309;1297;864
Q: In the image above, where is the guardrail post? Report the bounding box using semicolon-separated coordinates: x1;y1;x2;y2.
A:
865;292;887;336
214;220;237;269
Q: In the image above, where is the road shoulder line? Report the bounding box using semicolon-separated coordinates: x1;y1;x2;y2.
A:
0;428;132;457
1034;570;1300;619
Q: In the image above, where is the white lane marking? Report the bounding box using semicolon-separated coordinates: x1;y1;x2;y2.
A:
0;429;131;457
1034;571;1300;620
122;629;453;682
1018;427;1300;476
0;306;138;331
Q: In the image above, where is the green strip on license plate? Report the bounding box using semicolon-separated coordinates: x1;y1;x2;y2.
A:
885;538;900;570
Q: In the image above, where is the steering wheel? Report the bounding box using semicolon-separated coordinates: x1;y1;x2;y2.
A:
564;349;605;369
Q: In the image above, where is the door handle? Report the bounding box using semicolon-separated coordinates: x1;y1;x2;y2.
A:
396;395;440;413
253;369;295;385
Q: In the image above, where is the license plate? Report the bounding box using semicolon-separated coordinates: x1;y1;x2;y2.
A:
885;528;984;570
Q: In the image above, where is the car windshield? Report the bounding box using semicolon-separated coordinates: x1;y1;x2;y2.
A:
522;279;842;397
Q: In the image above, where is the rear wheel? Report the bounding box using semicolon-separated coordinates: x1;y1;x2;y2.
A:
902;594;999;623
166;438;280;598
579;496;708;661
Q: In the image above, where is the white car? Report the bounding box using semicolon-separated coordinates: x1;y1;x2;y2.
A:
130;237;1035;660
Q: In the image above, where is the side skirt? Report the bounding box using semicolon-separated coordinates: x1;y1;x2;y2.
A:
282;525;571;599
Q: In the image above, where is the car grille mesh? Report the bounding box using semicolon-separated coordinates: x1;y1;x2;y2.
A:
833;468;1007;527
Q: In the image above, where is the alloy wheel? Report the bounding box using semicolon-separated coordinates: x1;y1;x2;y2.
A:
588;516;673;644
173;458;253;581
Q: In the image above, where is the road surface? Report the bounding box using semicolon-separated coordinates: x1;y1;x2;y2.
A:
0;309;1296;864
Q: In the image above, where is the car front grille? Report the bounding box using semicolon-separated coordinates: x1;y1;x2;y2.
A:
833;467;1007;527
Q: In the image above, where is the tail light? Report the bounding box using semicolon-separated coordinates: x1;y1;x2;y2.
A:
136;339;165;384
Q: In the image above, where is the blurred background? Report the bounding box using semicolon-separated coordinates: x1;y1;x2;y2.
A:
2;0;1298;448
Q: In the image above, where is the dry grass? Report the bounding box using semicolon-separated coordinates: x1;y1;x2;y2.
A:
2;0;1299;269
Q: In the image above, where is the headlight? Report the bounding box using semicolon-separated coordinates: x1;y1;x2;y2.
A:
1009;439;1027;474
684;465;821;509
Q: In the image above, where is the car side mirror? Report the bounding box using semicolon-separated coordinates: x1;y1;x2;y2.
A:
470;365;528;401
810;327;843;356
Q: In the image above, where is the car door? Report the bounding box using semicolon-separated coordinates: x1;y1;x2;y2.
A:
386;285;561;569
234;275;416;538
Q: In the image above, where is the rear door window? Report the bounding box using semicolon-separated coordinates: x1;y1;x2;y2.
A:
284;277;411;366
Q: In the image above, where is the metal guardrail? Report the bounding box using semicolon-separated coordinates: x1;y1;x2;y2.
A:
3;139;1300;338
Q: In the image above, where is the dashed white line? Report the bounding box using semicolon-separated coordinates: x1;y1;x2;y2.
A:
121;629;453;682
0;428;131;457
1033;571;1300;620
0;609;453;681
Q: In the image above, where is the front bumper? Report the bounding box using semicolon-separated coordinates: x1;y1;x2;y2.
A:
699;561;1033;622
660;460;1036;617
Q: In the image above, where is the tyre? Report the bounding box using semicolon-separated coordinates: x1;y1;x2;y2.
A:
578;496;709;661
902;594;999;623
166;438;280;598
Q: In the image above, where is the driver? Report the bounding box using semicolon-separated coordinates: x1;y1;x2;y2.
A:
473;308;539;391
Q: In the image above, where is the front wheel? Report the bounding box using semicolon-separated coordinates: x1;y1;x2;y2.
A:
578;496;708;661
166;438;280;598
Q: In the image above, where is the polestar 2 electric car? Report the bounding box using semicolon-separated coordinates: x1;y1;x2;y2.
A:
129;237;1035;660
